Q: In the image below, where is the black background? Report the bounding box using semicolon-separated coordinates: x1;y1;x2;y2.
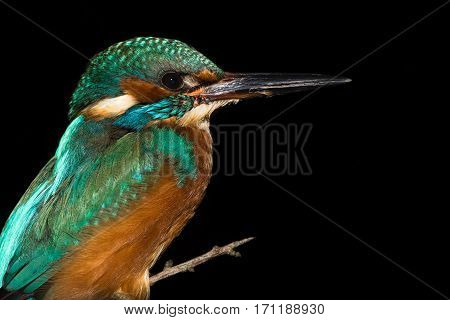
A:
0;0;449;299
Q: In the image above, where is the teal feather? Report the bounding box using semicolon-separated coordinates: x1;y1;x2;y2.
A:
113;95;194;130
0;115;197;292
0;164;54;288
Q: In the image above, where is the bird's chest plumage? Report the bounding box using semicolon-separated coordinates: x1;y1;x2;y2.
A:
44;124;213;299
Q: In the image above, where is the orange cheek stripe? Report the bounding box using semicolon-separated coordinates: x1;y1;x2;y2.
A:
120;78;172;103
186;87;204;97
195;69;219;83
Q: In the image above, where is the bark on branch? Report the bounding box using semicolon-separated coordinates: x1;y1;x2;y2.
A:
149;237;255;285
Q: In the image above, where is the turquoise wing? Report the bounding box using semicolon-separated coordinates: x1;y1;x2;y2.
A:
0;158;56;291
0;118;196;294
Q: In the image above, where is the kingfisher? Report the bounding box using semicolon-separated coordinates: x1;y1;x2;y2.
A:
0;36;349;299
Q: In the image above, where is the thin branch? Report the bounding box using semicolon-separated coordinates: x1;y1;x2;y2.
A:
149;237;255;285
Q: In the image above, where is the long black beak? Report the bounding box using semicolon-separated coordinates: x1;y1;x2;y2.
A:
192;73;351;101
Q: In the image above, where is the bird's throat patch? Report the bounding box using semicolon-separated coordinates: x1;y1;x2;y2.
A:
178;99;238;127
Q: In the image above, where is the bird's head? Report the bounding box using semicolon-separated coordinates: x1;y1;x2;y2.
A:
69;37;350;130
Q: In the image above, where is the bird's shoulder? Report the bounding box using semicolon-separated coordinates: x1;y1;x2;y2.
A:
0;121;201;293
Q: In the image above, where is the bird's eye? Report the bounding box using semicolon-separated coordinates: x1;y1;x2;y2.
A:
161;72;184;90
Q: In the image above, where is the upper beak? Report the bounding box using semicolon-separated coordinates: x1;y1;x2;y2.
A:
189;73;351;101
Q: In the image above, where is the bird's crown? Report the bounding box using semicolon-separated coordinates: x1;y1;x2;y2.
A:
69;37;223;119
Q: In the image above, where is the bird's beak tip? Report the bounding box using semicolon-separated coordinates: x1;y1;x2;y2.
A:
342;77;352;83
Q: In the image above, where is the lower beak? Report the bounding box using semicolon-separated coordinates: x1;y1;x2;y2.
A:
190;73;351;101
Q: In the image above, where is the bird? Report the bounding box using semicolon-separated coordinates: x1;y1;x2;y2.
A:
0;36;350;299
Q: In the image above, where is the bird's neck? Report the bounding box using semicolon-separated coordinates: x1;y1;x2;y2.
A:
55;115;211;186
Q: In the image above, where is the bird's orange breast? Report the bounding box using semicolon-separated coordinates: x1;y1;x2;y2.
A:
43;125;212;299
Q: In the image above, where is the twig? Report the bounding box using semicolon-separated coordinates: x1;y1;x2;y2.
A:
149;237;255;285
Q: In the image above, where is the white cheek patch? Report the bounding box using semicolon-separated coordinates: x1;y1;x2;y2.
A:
178;100;238;127
85;94;139;119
